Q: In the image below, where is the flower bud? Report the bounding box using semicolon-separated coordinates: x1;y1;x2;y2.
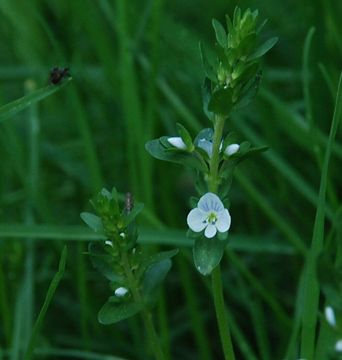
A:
167;137;187;150
224;143;240;156
114;287;129;297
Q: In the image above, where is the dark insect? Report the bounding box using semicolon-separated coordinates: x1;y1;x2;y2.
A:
49;67;70;85
125;192;134;214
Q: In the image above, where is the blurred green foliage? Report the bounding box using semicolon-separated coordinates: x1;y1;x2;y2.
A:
0;0;341;359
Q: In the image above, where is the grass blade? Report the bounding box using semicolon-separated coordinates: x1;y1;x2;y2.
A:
300;72;342;358
23;246;68;360
0;79;72;123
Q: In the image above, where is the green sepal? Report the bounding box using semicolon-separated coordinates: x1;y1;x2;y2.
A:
98;300;144;325
248;37;278;61
80;212;103;233
177;123;194;151
88;242;123;282
145;138;207;172
212;19;227;48
187;228;201;239
142;258;172;304
193;236;228;276
208;87;234;116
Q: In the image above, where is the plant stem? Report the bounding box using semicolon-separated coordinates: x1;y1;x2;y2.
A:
212;266;236;360
121;251;166;360
208;114;235;360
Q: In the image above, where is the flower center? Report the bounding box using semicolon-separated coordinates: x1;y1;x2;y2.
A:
206;212;218;225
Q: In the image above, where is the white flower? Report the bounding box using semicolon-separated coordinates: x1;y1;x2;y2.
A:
114;287;129;297
187;192;231;238
224;143;240;156
167;137;187;150
105;240;113;247
335;339;342;352
325;306;336;327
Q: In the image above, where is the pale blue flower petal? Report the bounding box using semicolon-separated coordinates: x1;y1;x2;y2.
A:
187;208;207;232
167;137;187;150
115;287;128;297
204;224;217;238
198;192;224;212
216;209;231;232
198;139;213;157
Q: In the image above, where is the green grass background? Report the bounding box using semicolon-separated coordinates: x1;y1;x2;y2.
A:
0;0;341;359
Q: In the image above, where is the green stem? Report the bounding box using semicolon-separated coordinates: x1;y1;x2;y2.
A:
121;251;165;360
208;114;235;360
212;266;236;360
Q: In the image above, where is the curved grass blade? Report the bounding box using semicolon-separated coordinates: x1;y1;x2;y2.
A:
0;78;72;123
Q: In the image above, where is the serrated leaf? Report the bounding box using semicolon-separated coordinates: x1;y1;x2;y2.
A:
208;87;234;115
143;259;172;301
80;212;103;233
248;37;278;61
98;301;143;325
193;237;227;276
212;19;227;48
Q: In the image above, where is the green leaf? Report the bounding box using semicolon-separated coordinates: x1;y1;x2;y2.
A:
98;301;143;325
80;212;103;233
212;19;227;48
234;71;262;110
248;37;278;61
202;78;215;121
143;259;172;301
88;242;123;282
177;123;194;150
145;138;207;172
199;43;217;82
144;249;179;268
208;87;234;115
0;79;72;124
193;237;227;276
122;203;144;227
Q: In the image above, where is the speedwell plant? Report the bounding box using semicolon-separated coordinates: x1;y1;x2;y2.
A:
146;7;277;360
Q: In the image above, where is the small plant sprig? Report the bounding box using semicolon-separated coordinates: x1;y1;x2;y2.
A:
81;188;177;360
146;7;277;360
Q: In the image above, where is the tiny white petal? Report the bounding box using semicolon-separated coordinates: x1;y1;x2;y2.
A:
216;209;231;232
115;287;128;297
105;240;113;247
335;339;342;352
167;137;187;150
187;208;207;232
198;192;224;212
325;306;336;327
224;143;240;156
205;224;217;238
119;232;126;238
